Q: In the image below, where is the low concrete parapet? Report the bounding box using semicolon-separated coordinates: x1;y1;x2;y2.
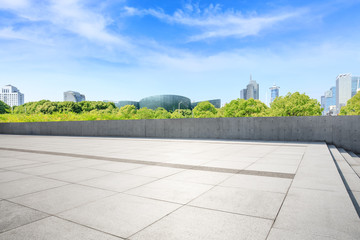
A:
0;116;359;153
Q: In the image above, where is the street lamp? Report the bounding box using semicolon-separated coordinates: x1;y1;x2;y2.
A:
178;101;182;114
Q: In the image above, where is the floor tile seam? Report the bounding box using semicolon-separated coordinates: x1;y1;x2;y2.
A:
0;212;51;235
0;174;34;184
269;226;340;240
125;168;270;239
3;182;72;200
10;165;80;177
264;145;308;240
0;147;296;179
246;145;283;169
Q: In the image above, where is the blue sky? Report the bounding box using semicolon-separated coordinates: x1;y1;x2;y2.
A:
0;0;360;105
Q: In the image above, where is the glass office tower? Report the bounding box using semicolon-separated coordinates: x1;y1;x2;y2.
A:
269;84;280;103
139;95;191;111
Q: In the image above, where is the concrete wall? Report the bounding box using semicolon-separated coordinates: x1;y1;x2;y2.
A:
0;116;359;153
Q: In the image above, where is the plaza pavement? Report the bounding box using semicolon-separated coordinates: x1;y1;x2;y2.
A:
0;135;359;239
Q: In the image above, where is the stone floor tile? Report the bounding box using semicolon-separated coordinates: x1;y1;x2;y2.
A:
0;216;121;240
189;186;285;219
44;168;110;183
126;179;213;204
130;206;273;240
124;166;183;178
0;171;31;183
80;173;156;192
165;169;233;185
10;184;115;214
59;193;180;238
0;200;48;233
220;174;292;193
15;164;76;176
89;162;144;172
0;176;67;199
245;163;298;174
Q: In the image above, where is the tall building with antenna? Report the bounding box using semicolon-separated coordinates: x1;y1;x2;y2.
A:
240;75;259;100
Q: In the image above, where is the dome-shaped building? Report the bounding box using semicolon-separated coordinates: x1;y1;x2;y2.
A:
139;95;191;112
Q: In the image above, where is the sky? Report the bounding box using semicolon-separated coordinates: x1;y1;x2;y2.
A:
0;0;360;105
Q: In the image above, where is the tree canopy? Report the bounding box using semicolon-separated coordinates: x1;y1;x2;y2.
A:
193;101;217;118
340;91;360;115
0;101;10;114
223;98;268;117
268;92;322;116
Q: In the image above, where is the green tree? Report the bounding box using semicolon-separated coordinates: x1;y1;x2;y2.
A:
223;98;268;117
193;101;217;118
136;107;155;119
269;92;322;116
154;107;171;119
0;101;10;114
340;91;360;115
171;109;193;119
119;105;137;119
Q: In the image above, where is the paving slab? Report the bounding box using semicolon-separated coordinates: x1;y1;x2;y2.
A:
10;184;115;214
273;187;360;239
0;216;121;240
80;173;156;192
15;164;76;176
267;227;336;240
245;162;298;174
0;171;31;183
0;176;67;199
189;185;285;219
59;193;180;238
0;200;48;233
126;179;213;204
44;168;111;183
89;162;145;172
220;174;292;193
130;206;273;240
164;169;233;185
124;165;183;178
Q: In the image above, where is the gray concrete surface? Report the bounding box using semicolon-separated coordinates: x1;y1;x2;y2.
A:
0;116;359;153
0;135;359;239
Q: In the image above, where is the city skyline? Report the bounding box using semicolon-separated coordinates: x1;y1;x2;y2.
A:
1;0;360;104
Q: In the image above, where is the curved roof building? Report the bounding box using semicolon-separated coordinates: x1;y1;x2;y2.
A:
139;95;191;111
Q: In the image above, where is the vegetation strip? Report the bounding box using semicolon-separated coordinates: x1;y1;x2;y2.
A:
0;147;294;179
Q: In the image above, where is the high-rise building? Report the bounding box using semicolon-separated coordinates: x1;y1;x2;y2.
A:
240;89;247;100
351;76;360;96
64;91;86;102
240;75;259;100
321;87;336;116
336;73;359;113
0;85;24;107
269;84;280;103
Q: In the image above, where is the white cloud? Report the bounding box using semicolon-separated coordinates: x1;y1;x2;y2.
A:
123;3;305;41
0;0;29;10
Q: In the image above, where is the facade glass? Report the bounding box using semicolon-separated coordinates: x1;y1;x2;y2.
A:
336;74;352;113
240;89;247;100
115;101;139;109
269;85;280;103
191;99;221;108
139;95;191;111
351;76;360;97
324;87;336;115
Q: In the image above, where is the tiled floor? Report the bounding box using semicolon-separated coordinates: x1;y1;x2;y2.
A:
0;135;359;239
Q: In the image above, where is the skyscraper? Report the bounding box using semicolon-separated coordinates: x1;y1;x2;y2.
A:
269;84;280;103
336;73;359;113
0;85;24;107
240;75;259;100
64;91;86;102
321;86;336;116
